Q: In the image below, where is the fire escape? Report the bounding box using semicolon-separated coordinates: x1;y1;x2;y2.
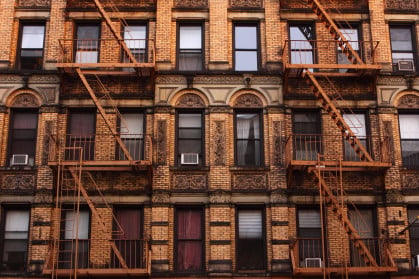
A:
282;0;397;276
44;0;154;277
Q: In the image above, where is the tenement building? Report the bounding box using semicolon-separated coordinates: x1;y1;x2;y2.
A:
0;0;418;278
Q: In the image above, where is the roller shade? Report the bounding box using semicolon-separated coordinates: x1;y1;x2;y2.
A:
238;210;262;239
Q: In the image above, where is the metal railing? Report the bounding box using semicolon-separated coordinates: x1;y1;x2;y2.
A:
48;133;152;163
58;39;155;65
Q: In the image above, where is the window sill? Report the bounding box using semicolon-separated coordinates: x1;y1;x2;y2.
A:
170;165;209;172
230;166;270;172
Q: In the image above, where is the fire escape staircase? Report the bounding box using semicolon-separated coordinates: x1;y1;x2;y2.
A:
287;0;396;275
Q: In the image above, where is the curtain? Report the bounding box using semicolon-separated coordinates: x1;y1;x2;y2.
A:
176;209;202;271
237;117;251;166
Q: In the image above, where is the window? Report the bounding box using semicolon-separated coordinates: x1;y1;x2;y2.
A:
293;111;321;161
118;112;144;160
399;114;419;169
408;208;419;263
338;25;360;72
8;110;38;166
289;24;315;65
297;209;322;266
113;207;143;268
123;24;147;63
66;110;96;160
234;23;259;71
235;112;262;166
343;113;368;161
75;24;100;63
59;210;89;269
175;207;204;272
177;112;203;166
237;207;265;270
0;209;29;271
390;25;416;72
18;23;45;70
178;24;203;71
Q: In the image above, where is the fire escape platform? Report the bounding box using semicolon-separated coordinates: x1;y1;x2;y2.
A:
43;268;149;277
289;160;392;172
292;266;398;276
48;160;152;172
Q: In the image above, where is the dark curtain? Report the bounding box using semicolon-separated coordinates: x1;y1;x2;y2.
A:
176;209;202;271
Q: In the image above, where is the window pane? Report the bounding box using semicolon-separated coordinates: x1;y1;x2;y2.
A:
399;115;419;139
235;51;258;71
121;113;144;136
180;26;202;49
179;52;202;71
179;140;201;154
177;209;202;239
238;210;262;238
77;26;100;40
21;25;45;49
64;211;89;240
339;28;359;50
298;210;321;228
179;129;202;139
5;210;29;234
124;25;146;49
69;112;95;135
13;113;37;129
235;26;257;49
179;114;201;128
391;27;413;51
290;26;313;47
343;114;366;137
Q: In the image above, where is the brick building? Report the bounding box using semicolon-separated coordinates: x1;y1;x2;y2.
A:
0;0;418;278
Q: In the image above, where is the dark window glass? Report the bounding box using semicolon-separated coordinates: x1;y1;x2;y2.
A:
19;24;45;70
118;113;144;160
293;112;320;161
289;24;315;65
343;113;368;161
177;112;203;165
235;112;262;166
234;24;258;71
9;111;38;166
75;25;100;63
408;208;419;262
178;24;203;71
112;208;143;268
66;111;96;160
123;25;147;63
297;209;322;265
237;208;265;270
0;209;29;271
399;114;419;169
390;26;415;71
175;208;203;272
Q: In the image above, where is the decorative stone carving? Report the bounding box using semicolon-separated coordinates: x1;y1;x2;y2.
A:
18;0;50;6
209;190;231;204
230;0;263;7
398;94;419;108
156;76;186;84
11;93;40;107
270;189;287;203
385;189;404;204
234;93;263;108
386;0;417;10
176;93;205;108
156;121;167;165
213;121;226;166
2;174;36;191
173;175;207;190
152;190;170;204
175;0;208;7
42;121;53;165
233;174;267;190
273;121;283;166
402;173;419;189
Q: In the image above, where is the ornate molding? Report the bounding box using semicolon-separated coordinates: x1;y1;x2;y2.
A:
194;76;243;84
232;174;267;190
401;173;419;189
156;120;167;165
173;174;208;190
156;76;186;84
152;190;171;204
209;190;231;204
386;0;417;10
213;121;226;166
234;93;263;108
176;93;205;108
273;121;283;166
42;121;54;165
11;93;40;107
270;189;287;203
398;94;419;108
230;0;263;7
2;174;36;192
175;0;208;7
18;0;50;6
385;189;404;204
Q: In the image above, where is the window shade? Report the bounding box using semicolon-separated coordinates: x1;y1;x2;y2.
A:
238;210;262;239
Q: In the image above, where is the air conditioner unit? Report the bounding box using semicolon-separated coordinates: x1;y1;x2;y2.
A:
11;154;29;166
305;257;322;268
398;60;415;71
181;153;199;165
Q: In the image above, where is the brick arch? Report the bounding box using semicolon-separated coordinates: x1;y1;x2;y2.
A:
228;90;267;108
394;90;419;109
6;89;43;108
170;90;209;108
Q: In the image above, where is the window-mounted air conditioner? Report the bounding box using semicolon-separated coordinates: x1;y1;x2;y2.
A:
11;154;29;166
181;153;199;165
398;60;415;72
304;257;322;268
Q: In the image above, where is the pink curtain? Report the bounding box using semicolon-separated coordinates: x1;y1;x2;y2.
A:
176;209;202;271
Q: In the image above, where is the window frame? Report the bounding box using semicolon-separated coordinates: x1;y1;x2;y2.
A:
336;23;363;71
7;109;39;167
177;22;204;71
292;110;321;161
176;110;205;167
408;206;419;265
236;205;266;271
66;109;97;161
122;22;148;63
288;22;317;66
389;24;417;73
398;111;419;169
17;22;46;70
233;22;260;72
342;111;371;161
174;206;205;273
0;206;30;272
74;22;101;64
117;110;146;161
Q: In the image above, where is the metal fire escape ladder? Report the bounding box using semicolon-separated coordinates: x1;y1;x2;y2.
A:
308;0;364;65
310;165;378;267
